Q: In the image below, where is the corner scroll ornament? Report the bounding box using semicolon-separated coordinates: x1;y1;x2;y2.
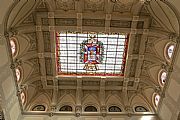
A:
80;35;104;72
169;32;179;43
142;0;151;6
10;59;22;69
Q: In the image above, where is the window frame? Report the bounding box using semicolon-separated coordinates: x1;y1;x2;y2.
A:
55;32;129;77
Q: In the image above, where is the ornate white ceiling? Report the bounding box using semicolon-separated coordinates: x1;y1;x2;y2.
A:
3;0;179;117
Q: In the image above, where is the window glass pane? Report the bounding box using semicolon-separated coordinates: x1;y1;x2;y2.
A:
167;45;174;59
59;105;72;111
85;106;97;112
109;106;121;112
155;94;160;106
21;92;25;104
15;68;21;82
135;106;148;112
10;39;16;56
32;105;46;111
161;71;167;85
56;33;128;76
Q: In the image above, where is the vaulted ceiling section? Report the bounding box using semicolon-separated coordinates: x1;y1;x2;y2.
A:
4;0;179;116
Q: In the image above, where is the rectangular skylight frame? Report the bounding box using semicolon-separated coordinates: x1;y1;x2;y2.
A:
56;32;129;77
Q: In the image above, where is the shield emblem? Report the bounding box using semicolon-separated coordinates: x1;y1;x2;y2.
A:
80;35;104;71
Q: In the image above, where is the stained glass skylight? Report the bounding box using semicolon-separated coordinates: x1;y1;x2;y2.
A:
56;32;128;76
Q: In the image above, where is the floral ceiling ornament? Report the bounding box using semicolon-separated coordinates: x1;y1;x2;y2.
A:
80;35;104;72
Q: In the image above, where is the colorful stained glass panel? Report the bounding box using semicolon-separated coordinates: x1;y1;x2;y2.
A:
56;32;128;76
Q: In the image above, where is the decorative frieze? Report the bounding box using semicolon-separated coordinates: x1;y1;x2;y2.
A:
132;34;142;54
56;0;75;11
58;80;77;86
82;19;105;27
110;20;131;28
45;57;53;76
129;59;138;77
25;32;38;51
41;18;49;26
82;81;100;86
84;0;104;11
113;0;135;13
55;18;77;26
43;31;51;52
105;81;123;86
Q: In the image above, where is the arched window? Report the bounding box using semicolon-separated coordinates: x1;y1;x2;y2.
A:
59;105;72;111
32;105;46;111
167;45;174;59
10;38;17;56
84;106;97;112
154;94;160;107
15;68;21;82
160;71;167;86
20;92;26;104
135;106;149;112
108;106;121;112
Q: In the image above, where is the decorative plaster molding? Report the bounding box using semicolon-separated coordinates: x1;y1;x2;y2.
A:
133;16;139;21
48;12;54;18
36;26;42;31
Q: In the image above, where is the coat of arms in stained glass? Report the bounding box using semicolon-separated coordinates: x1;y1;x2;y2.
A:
80;35;104;71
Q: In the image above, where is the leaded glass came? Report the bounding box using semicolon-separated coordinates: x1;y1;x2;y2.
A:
108;106;121;112
59;105;72;111
135;106;149;112
84;106;97;112
32;105;46;111
56;32;128;76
